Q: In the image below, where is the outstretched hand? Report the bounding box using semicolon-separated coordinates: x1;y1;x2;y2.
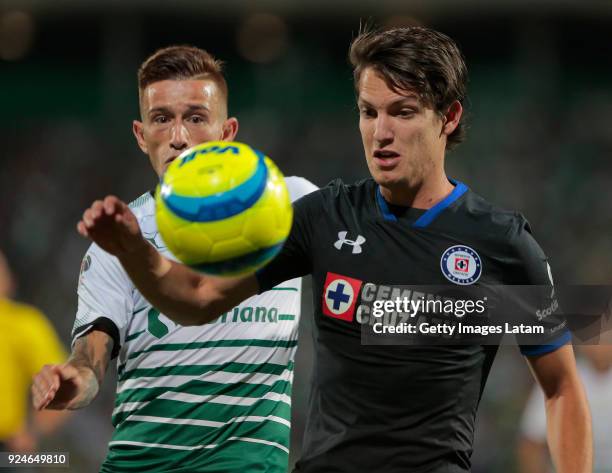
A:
77;195;144;257
31;363;98;411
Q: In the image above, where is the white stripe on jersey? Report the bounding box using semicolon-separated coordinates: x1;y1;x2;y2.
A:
108;437;290;454
117;360;294;392
113;390;292;416
227;437;290;454
125;413;291;429
121;344;296;373
108;440;218;451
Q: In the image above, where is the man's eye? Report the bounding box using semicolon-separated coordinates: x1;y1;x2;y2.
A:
189;115;205;124
360;109;376;118
153;116;168;124
398;109;416;118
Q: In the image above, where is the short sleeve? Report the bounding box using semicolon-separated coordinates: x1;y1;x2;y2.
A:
72;243;134;354
507;219;571;356
255;189;320;292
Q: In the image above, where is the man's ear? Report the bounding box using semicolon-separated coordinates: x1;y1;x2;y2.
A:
221;117;239;142
442;100;463;137
132;120;148;154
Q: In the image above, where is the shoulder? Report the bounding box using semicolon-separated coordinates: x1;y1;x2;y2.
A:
292;177;374;213
128;190;156;222
80;240;130;282
456;189;532;245
458;190;549;281
316;177;375;205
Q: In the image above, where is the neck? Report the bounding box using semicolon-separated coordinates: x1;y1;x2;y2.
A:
379;171;455;209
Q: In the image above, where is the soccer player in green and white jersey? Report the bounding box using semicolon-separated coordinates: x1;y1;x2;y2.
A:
31;46;317;472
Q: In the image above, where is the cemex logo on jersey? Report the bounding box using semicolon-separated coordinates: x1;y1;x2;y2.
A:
322;272;363;322
334;231;366;254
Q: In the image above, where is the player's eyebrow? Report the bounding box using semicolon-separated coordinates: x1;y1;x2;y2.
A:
147;104;210;118
184;104;210;113
147;106;172;116
358;96;419;109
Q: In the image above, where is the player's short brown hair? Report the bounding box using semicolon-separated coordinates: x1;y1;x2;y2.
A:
138;45;228;102
349;26;468;150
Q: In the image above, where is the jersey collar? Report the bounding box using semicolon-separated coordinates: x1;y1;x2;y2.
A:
376;179;468;228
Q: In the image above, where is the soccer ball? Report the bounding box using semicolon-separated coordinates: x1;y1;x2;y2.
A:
155;141;293;276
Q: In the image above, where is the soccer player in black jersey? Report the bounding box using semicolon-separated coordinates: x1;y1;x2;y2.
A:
77;27;592;473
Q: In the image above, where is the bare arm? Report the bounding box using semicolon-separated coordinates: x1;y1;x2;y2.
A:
77;196;259;325
31;330;113;410
526;344;592;473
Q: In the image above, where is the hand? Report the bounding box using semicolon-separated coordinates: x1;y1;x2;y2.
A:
31;363;99;411
77;195;145;257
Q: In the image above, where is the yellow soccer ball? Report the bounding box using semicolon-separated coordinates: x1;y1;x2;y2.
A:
155;141;293;276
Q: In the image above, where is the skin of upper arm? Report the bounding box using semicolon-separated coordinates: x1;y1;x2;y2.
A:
525;344;580;398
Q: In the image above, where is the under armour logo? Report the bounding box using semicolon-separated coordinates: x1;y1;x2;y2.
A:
334;231;366;254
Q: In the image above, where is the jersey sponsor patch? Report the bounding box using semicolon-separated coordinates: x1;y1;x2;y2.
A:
440;245;482;285
322;272;363;322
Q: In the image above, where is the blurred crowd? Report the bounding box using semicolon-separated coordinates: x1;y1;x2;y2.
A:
1;5;612;472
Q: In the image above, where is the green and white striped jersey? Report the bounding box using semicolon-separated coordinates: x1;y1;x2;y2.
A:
72;177;318;472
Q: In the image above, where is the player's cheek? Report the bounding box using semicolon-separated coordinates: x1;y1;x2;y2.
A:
193;123;220;143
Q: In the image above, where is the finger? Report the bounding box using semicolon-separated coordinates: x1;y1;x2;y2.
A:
31;381;46;410
116;198;128;213
77;221;89;237
104;196;118;215
57;363;80;382
47;365;61;391
83;209;94;228
32;377;51;403
32;375;56;411
33;388;50;411
36;365;59;393
91;200;104;219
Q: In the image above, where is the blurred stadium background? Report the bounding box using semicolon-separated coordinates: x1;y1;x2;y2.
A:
1;1;611;471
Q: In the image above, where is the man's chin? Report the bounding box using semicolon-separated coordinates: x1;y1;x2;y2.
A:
372;171;404;189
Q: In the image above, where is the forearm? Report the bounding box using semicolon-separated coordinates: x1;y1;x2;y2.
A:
545;382;592;473
66;332;112;408
118;240;213;324
118;239;256;325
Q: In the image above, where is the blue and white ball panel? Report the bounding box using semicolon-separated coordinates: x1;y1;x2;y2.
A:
160;151;268;223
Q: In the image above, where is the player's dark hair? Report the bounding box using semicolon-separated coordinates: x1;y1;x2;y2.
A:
138;45;228;101
349;26;468;150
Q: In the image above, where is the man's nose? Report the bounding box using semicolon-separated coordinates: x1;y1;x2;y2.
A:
373;115;393;145
170;121;189;151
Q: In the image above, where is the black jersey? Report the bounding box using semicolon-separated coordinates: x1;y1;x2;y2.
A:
256;178;569;473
